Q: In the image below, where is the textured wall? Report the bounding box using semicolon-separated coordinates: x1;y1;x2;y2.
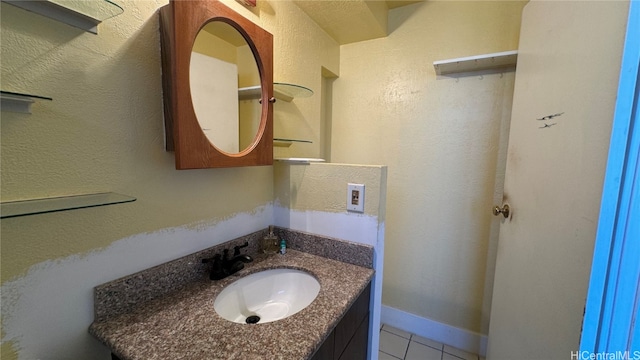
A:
274;162;385;217
0;1;339;358
331;1;526;334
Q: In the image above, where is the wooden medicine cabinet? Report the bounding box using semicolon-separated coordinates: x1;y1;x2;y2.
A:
159;0;274;169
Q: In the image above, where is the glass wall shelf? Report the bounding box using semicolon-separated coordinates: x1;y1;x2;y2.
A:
2;0;124;34
273;83;313;102
1;90;52;114
275;158;326;164
273;138;313;147
238;82;313;102
0;192;136;219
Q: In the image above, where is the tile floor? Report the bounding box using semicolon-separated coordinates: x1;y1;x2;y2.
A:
379;324;485;360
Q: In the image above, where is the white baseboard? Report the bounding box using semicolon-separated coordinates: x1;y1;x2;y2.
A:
381;305;487;357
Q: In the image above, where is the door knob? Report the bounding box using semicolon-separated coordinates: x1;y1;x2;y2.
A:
493;204;510;218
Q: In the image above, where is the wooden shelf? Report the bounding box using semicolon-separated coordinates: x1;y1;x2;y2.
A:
433;50;518;75
1;90;52;114
0;192;136;218
2;0;123;34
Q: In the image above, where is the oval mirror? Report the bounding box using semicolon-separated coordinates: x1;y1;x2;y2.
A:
190;21;261;154
159;0;273;169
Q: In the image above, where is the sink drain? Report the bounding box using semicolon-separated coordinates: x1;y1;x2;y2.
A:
245;315;260;324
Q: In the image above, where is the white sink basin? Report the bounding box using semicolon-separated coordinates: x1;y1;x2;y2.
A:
213;268;320;324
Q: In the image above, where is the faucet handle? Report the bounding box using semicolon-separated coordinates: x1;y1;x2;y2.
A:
202;254;225;280
233;242;249;256
202;254;221;263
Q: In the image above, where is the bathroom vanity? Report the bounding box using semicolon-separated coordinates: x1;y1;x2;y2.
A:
89;228;374;360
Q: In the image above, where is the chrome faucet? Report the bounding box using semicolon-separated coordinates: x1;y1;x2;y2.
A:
202;242;253;280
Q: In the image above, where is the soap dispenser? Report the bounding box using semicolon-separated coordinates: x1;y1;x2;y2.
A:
262;226;279;254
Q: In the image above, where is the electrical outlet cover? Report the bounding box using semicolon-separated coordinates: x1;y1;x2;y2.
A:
347;183;365;213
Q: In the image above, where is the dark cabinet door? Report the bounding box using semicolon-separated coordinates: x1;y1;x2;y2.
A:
310;282;371;360
334;284;371;359
311;331;335;360
338;315;370;360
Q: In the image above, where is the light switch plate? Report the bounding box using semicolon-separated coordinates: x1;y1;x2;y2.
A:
347;183;365;213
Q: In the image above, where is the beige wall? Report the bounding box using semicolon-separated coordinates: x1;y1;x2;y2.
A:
0;1;339;358
192;27;237;63
331;1;526;334
274;163;385;217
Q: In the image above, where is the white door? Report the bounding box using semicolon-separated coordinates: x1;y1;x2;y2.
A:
487;1;630;359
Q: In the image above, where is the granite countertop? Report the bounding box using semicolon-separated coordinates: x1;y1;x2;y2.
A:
89;249;374;360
